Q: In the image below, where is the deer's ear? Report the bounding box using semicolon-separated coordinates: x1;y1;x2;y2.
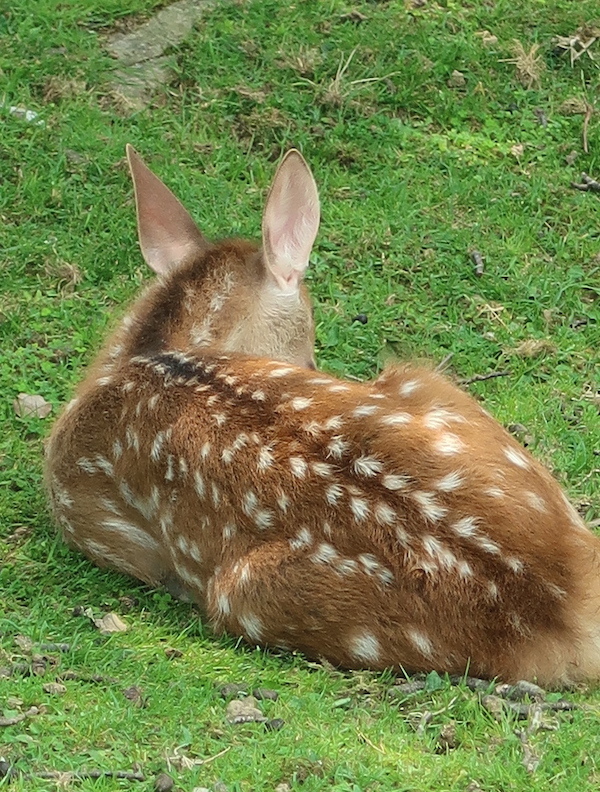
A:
262;149;320;293
126;145;207;276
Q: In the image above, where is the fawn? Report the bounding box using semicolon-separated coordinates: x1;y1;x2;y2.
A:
45;146;600;686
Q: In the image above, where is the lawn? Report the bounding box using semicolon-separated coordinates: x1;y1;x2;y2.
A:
1;0;599;789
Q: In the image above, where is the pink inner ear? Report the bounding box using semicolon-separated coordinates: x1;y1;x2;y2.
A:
127;145;206;276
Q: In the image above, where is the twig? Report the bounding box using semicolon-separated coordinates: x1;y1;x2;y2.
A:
37;770;145;781
0;763;145;782
583;103;593;154
470;249;485;276
458;370;511;386
357;731;386;754
436;352;454;372
570;172;600;193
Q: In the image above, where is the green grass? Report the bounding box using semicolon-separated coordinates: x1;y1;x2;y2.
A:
1;0;599;789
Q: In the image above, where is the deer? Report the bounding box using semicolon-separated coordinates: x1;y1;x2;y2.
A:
45;145;600;687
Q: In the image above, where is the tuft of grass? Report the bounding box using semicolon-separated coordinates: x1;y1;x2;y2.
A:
1;0;599;789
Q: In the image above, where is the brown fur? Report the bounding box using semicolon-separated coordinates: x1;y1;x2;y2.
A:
45;149;600;686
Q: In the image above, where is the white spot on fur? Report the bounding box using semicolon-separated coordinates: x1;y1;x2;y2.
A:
217;593;231;616
257;445;275;471
326;483;344;505
408;629;433;658
525;491;547;512
382;474;410;490
422;535;457;571
312;462;334;477
423;409;466;430
276;490;290;512
485;486;505;499
125;426;140;453
381;412;412;426
353;455;383;477
352;405;379;418
112;439;123;460
200;441;211;460
504;446;530;469
222;524;236;541
327;436;349;459
350;631;381;663
194;471;205;499
290;457;308;478
165;455;175;481
399;380;420;397
251;389;266;401
242;490;258;515
221;448;234;464
213;412;227;427
311;543;339;564
64;397;79;413
324;415;344;431
290;396;313;411
189;541;202;562
255;509;274;529
211;482;221;506
487;581;499;599
269;367;294;378
239;613;263;642
76;457;97;474
435;470;464;492
434;433;465;455
475;536;501;555
147;394;160;410
337;559;359;575
412;491;448;522
329;384;350;393
350;496;370;521
374;502;396;525
452;516;479;537
505;556;524;573
290;526;312;550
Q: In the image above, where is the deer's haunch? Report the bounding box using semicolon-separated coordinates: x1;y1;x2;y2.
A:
45;147;600;686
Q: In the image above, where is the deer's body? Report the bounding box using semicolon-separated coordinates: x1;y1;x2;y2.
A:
45;148;600;686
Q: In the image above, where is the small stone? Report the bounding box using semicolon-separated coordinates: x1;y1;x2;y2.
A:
436;721;458;751
123;685;146;707
14;635;34;652
154;773;175;792
265;718;285;732
213;783;228;792
226;696;266;724
164;647;184;659
482;694;505;721
43;683;67;696
94;612;128;634
448;70;466;88
496;680;546;702
351;314;368;325
252;688;279;701
275;784;291;792
219;683;248;698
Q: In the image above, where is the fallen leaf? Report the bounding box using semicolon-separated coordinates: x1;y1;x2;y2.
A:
93;613;128;634
43;682;67;695
511;339;557;358
13;393;52;418
511;143;524;158
226;696;266;724
475;29;498;46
